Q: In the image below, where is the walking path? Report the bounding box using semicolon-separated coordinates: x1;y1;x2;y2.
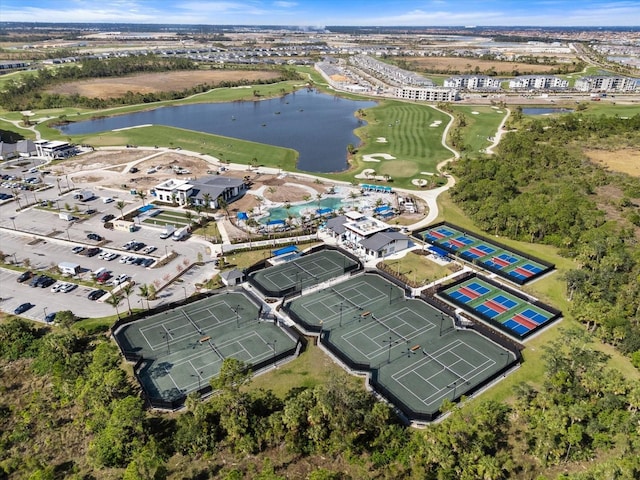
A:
485;108;511;155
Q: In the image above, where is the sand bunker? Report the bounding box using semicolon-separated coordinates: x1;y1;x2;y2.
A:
362;153;397;163
471;111;480;115
420;171;435;176
376;137;388;143
411;179;428;187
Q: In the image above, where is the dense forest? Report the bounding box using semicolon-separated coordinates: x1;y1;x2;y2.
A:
449;113;640;363
0;56;300;110
1;317;638;479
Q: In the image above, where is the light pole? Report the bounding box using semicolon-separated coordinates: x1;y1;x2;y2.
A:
43;306;48;320
164;245;169;258
389;284;393;305
234;304;241;328
181;286;187;302
336;302;344;327
9;217;16;230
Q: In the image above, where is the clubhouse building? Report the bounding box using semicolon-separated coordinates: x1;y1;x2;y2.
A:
325;211;410;259
152;176;246;209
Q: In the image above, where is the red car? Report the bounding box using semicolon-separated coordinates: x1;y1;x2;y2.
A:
96;271;112;283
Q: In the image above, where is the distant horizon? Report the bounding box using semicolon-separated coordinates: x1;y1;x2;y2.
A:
3;1;640;28
2;22;639;30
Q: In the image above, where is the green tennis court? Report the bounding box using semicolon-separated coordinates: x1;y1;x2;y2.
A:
249;249;359;296
284;273;516;420
114;292;298;404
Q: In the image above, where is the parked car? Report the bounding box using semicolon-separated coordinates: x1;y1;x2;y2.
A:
104;252;119;261
142;258;155;267
59;283;77;293
17;271;33;283
88;289;107;301
101;214;115;223
85;247;101;257
29;275;43;287
111;274;129;286
131;242;145;251
96;271;112;283
72;246;85;254
142;246;157;255
14;302;34;315
85;208;97;215
45;311;57;323
87;233;103;241
38;276;56;288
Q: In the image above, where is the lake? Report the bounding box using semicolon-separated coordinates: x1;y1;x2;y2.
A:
522;107;574;115
57;89;376;173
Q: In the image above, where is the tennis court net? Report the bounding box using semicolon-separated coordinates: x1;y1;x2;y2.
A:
182;310;203;335
331;287;361;310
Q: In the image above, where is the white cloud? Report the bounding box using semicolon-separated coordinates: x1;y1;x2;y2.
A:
273;1;298;7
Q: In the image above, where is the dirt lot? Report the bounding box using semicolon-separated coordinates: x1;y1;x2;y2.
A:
405;57;576;75
45;70;282;98
54;149;324;208
585;148;640;177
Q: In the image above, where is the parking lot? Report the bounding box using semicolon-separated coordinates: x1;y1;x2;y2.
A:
1;173;218;322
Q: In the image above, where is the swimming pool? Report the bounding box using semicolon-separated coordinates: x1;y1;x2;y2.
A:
260;197;346;224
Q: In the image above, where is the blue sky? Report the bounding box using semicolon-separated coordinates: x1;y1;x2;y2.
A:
3;1;640;26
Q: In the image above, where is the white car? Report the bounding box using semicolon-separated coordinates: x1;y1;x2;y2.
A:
142;246;157;255
59;282;77;293
50;283;64;293
105;252;119;261
111;274;129;286
119;255;131;264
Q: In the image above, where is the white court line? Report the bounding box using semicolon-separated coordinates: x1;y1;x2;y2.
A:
391;339;498;405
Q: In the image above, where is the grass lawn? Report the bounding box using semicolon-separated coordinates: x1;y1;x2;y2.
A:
382;252;458;285
324;100;451;189
450;105;507;153
248;342;363;398
573;102;640;117
57;125;299;172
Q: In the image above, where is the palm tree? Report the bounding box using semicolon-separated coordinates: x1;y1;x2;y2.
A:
136;190;147;206
170;192;178;206
316;192;323;209
185;210;194;227
138;284;151;310
121;284;133;315
217;196;229;218
105;294;121;319
115;200;126;219
202;193;212;215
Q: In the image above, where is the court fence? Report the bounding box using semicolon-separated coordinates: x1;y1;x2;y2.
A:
246;245;363;298
436;273;562;340
110;287;230;337
413;221;555;285
122;331;303;411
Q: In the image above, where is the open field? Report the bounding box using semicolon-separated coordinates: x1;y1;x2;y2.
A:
585;148;640;176
403;56;579;75
45;70;283;98
450;105;507;153
382;252;458;285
